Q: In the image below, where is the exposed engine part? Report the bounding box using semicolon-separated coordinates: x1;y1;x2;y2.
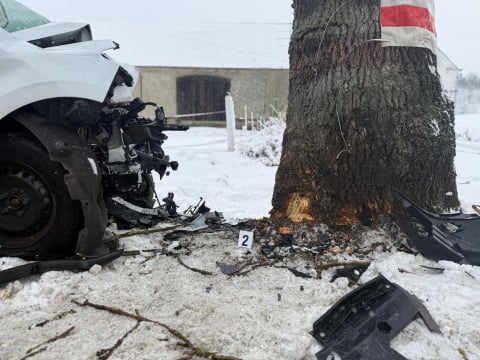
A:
162;193;178;216
107;192;223;231
178;210;225;234
184;197;211;217
111;196;169;218
0;3;190;261
1;98;189;257
90;100;189;232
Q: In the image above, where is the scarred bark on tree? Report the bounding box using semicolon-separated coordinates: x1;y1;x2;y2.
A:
271;0;459;226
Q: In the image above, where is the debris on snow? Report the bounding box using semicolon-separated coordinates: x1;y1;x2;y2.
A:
398;196;480;265
1;115;480;359
311;275;441;360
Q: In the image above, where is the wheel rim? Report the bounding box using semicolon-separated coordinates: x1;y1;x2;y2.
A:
0;160;56;248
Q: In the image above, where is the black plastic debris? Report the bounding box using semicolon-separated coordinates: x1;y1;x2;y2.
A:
279;234;294;247
398;197;480;265
162;192;179;216
287;267;313;279
0;250;123;285
330;263;370;283
260;245;275;255
216;262;240;275
419;265;445;274
311;275;440;360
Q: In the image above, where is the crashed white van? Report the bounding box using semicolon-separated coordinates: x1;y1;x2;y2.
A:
0;0;182;260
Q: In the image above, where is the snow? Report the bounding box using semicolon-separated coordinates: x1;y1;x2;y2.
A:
90;22;292;69
158;127;278;222
455;113;480;212
1;114;480;359
19;0;293;69
17;0;480;73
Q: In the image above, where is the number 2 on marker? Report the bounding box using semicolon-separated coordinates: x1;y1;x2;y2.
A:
238;230;254;249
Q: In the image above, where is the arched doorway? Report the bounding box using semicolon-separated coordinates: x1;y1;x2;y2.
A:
176;75;231;121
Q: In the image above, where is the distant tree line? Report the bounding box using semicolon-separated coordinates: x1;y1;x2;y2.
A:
457;73;480;89
455;72;480;114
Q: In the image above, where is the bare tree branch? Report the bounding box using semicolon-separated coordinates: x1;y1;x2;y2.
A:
71;299;242;360
23;326;75;358
177;256;213;276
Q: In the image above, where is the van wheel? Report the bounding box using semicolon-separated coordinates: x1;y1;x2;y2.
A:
0;133;82;259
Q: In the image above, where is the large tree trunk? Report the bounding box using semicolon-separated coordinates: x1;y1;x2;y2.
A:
271;0;459;225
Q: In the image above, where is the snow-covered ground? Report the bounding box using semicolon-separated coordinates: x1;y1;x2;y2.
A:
1;114;480;360
455;113;480;213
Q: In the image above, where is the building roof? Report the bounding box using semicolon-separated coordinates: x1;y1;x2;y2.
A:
16;0;461;71
20;0;294;69
89;21;292;69
437;48;462;72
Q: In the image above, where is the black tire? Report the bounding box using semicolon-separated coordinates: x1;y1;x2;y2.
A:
0;133;83;259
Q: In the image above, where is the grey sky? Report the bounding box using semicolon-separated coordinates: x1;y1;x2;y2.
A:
436;0;480;74
19;0;480;74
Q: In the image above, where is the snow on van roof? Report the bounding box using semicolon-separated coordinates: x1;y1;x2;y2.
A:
19;0;293;68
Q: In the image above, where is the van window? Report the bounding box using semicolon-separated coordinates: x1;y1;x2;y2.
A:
0;3;7;29
0;0;49;33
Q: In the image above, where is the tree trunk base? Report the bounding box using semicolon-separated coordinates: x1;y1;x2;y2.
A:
256;215;407;259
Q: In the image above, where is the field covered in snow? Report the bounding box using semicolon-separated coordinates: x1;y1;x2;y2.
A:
1;114;480;360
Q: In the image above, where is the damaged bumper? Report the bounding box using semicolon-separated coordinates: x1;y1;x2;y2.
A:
311;275;440;360
398;197;480;265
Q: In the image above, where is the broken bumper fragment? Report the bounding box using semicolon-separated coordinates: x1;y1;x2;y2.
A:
311;275;440;360
0;250;123;285
398;197;480;265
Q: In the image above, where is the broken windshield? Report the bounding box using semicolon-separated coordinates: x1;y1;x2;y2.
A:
0;0;49;32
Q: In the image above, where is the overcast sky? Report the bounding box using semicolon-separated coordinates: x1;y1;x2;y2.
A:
19;0;480;74
435;0;480;75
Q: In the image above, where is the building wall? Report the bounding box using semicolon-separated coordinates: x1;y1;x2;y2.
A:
134;66;289;120
437;49;462;102
134;57;459;122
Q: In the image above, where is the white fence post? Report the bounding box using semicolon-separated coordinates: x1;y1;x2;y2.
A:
244;105;248;130
225;93;236;152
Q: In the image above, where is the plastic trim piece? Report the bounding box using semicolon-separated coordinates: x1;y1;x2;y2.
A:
398;197;480;265
0;249;123;285
311;275;440;360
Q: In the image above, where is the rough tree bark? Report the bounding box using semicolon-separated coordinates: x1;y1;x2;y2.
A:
271;0;459;226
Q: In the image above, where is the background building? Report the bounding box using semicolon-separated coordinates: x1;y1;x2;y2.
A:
134;66;288;124
134;47;460;125
437;48;462;102
19;1;464;124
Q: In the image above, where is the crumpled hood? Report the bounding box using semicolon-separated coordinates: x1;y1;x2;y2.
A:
11;21;92;44
0;26;136;119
